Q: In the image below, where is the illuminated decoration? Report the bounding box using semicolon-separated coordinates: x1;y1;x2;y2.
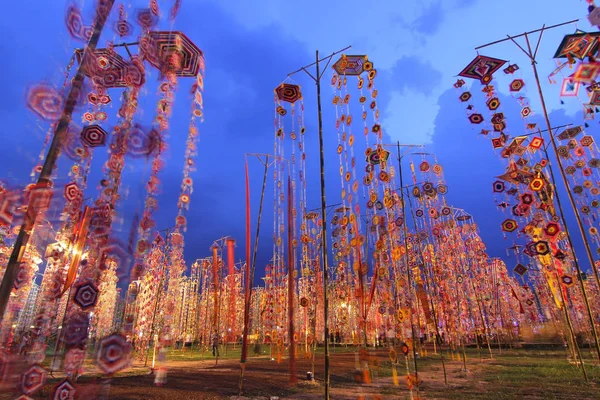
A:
26;84;63;121
455;38;600;369
76;48;129;88
141;31;204;77
20;364;47;396
53;379;76;400
459;54;507;84
502;219;518;232
510;79;525;92
96;334;132;374
275;83;302;103
80;125;107;147
73;282;99;310
332;54;371;76
0;0;211;391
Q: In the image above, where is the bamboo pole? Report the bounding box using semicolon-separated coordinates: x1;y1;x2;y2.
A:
453;278;468;371
314;50;331;399
239;155;270;395
145;230;174;367
394;141;423;390
469;278;494;359
404;186;448;384
474;21;600;363
0;0;116;322
287;175;297;384
288;46;350;399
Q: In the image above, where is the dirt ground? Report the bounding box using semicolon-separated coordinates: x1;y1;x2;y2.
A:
2;346;599;399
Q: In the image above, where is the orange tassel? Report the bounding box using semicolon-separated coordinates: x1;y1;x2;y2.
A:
363;368;371;384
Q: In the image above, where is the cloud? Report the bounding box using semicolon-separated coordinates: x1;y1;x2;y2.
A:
204;0;584;150
387;56;443;96
413;2;445;35
206;0;440;68
383;89;440;144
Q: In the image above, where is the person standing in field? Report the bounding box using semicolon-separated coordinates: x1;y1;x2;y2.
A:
154;344;168;386
212;332;219;357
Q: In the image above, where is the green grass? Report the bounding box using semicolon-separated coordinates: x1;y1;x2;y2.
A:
137;342;359;363
419;348;600;400
39;344;600;399
307;347;600;399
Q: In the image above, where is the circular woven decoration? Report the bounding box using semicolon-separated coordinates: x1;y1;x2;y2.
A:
80;125;107;147
142;31;204;77
276;83;302;103
96;334;132;375
63;182;82;203
27;84;63;121
53;379;76;400
74;283;99;310
21;364;47;395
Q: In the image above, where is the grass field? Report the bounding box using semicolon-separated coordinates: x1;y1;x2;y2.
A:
3;345;599;399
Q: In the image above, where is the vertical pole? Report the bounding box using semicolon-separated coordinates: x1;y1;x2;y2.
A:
226;239;236;343
0;0;116;323
453;278;468;371
524;32;600;362
203;263;210;357
194;262;203;349
470;279;494;359
145;235;171;367
362;220;369;348
50;280;76;374
212;245;221;365
287;175;297;384
396;142;420;387
405;188;448;384
315;49;331;400
240;157;269;395
537;140;595;375
554;269;588;380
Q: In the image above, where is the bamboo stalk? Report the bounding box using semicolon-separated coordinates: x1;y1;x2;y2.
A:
0;0;116;322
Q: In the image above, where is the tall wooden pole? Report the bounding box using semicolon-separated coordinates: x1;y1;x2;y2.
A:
525;37;600;362
314;50;331;399
211;244;221;365
469;278;494;359
288;45;350;400
394;142;422;388
0;0;115;324
404;186;448;384
240;155;271;395
537;139;596;373
287;175;297;384
145;230;173;367
475;22;600;362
